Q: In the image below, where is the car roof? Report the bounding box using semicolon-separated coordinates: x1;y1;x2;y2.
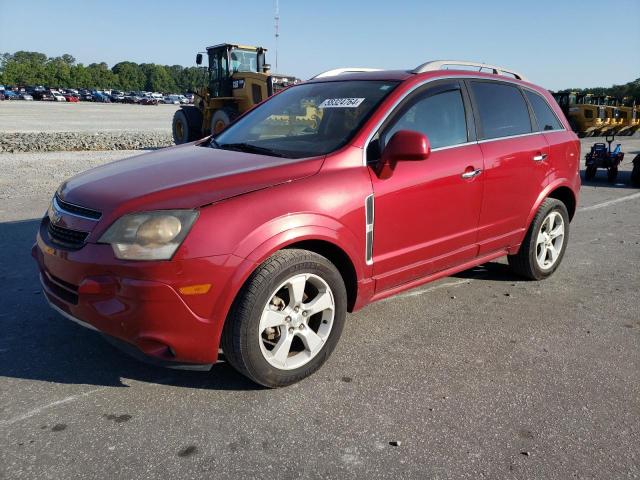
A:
306;67;536;89
306;70;413;83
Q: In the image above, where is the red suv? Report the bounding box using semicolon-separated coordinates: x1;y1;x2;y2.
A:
34;61;580;387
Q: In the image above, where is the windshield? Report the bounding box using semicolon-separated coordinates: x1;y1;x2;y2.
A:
230;49;258;73
213;80;398;158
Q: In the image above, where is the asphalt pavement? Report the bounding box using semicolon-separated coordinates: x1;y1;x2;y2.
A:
0;139;639;479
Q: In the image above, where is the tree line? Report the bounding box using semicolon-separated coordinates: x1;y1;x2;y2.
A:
0;51;205;93
556;78;640;102
2;50;638;100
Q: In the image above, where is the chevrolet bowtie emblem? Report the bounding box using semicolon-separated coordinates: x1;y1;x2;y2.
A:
48;201;62;225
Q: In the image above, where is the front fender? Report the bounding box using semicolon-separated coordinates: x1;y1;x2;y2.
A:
205;219;369;353
233;213;368;281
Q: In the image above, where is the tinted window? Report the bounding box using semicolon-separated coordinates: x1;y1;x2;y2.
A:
525;90;563;131
384;89;468;149
470;82;532;139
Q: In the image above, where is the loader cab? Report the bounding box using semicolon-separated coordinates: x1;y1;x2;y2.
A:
562;92;601;136
199;43;267;98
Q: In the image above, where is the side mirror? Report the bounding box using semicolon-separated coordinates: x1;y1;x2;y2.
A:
376;130;431;179
196;53;203;65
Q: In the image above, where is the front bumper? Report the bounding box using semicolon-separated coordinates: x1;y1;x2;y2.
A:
34;219;241;367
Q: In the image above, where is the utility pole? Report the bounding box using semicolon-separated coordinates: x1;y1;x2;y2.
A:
274;0;280;73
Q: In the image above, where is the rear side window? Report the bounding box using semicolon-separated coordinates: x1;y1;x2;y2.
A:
525;90;563;131
384;89;468;149
470;81;532;140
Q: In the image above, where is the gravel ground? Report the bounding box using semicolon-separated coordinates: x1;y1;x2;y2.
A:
0;139;639;479
0;101;179;133
1;101;638;153
0;102;179;152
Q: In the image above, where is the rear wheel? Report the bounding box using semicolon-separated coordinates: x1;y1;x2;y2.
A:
221;249;347;388
584;164;597;181
607;167;618;183
508;199;569;280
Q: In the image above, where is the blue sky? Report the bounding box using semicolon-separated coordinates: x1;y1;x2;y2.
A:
1;0;638;90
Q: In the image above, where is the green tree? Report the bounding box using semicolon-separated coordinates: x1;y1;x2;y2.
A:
145;64;177;93
112;61;145;91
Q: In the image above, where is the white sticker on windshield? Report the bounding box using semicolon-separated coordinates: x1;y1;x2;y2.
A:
319;97;365;108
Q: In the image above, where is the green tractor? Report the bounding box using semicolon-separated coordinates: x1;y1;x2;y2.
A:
172;43;298;144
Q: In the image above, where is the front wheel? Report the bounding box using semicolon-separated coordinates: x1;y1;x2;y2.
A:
584;164;597;181
221;249;347;388
508;199;570;280
607;167;618;183
210;108;237;135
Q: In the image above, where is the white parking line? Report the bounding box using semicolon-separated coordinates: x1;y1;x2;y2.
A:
395;279;472;299
1;387;106;426
579;192;640;212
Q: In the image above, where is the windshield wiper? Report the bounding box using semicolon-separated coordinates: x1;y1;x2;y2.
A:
209;137;221;149
218;142;287;158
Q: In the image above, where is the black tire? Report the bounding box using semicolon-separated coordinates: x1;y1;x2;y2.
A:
508;198;570;281
631;155;640;187
584;165;597;181
172;107;202;144
607;167;618;183
221;249;347;388
210;107;237;135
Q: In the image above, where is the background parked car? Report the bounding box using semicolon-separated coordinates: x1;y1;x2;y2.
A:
0;91;5;101
162;95;181;104
123;92;141;104
49;90;66;102
3;90;19;100
63;93;79;102
92;92;111;103
19;92;33;101
139;96;158;105
79;90;93;101
30;90;54;101
110;90;125;102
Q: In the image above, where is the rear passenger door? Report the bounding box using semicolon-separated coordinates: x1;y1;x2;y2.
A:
523;88;580;184
468;80;550;255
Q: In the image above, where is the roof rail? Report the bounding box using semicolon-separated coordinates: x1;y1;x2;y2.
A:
311;68;381;79
412;60;527;81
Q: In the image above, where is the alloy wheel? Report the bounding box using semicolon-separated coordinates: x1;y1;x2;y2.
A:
258;273;335;370
535;211;565;270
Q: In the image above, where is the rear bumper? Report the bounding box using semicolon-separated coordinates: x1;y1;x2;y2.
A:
34;218;245;366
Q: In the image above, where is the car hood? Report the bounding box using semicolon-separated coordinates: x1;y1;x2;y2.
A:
58;142;324;218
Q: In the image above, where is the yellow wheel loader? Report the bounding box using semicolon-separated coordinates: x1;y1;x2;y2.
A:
554;92;603;137
172;43;298;144
616;98;638;136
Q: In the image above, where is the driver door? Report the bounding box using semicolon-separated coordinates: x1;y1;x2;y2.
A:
209;49;230;97
367;81;484;292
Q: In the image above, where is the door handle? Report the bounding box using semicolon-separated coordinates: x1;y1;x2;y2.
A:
533;153;548;162
461;168;482;179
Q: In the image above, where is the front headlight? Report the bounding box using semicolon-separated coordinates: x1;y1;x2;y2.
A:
99;210;198;260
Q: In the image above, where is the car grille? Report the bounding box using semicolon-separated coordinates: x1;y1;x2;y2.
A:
55;195;102;220
47;220;89;249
